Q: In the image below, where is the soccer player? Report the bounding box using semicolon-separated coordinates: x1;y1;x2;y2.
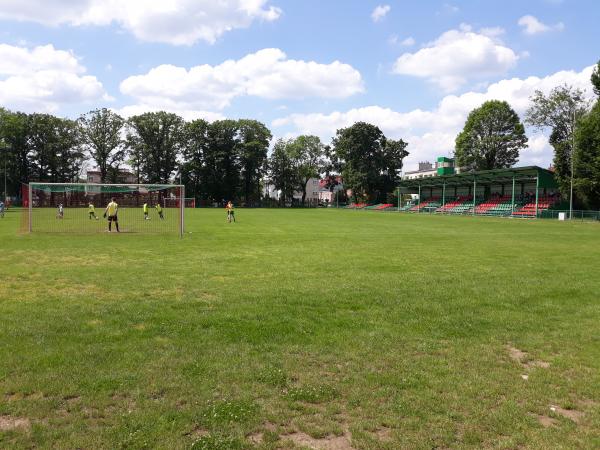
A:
0;200;4;218
103;197;120;232
143;202;150;220
56;203;64;219
226;201;235;223
155;203;164;220
88;202;99;220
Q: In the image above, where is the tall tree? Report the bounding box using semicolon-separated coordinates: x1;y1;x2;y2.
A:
332;122;408;203
79;108;125;183
455;100;527;171
288;135;325;205
268;139;296;205
0;109;30;197
206;120;240;202
525;85;591;197
591;60;600;97
182;119;210;204
573;100;600;208
26;114;83;183
237;120;271;205
126;112;185;184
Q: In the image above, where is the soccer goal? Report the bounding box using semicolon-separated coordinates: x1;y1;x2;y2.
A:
22;183;185;236
163;197;196;209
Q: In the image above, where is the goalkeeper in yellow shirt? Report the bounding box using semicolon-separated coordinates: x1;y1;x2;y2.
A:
103;198;120;232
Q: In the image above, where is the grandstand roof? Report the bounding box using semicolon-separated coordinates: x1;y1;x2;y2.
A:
398;166;557;190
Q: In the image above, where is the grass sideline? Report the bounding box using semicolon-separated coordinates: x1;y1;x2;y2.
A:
0;208;599;449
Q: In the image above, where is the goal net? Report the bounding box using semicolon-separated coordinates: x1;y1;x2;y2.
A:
22;183;185;236
163;197;196;208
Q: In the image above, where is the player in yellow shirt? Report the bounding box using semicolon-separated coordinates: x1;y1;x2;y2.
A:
103;198;120;232
155;203;164;220
88;202;98;220
226;201;235;223
143;202;150;220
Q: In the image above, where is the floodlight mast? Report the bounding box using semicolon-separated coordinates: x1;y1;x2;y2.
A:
570;110;575;220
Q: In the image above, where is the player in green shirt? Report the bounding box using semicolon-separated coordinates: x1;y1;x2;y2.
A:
143;202;150;220
88;202;98;220
155;203;164;220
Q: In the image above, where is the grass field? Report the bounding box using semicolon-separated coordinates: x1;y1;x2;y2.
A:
1;208;599;449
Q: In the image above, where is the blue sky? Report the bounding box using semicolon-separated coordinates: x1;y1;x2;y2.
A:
0;0;598;170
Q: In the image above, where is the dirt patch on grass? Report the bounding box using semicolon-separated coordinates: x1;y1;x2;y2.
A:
550;405;584;423
507;346;550;369
281;431;354;449
0;415;31;431
247;431;264;444
184;426;209;438
373;426;392;441
536;414;558;428
5;391;44;401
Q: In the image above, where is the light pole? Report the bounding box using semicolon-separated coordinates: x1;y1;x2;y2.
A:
570;110;576;220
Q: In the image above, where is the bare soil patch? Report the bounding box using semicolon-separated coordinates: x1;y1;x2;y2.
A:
536;414;558;428
0;415;31;431
550;405;584;423
373;426;392;441
281;431;354;449
507;346;550;369
247;431;264;444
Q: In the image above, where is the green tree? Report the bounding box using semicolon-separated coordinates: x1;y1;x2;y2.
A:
268;139;296;206
573;101;600;208
237;120;271;205
455;100;527;171
79;108;125;183
332;122;408;203
28;114;82;183
182;119;210;205
206;120;241;203
591;60;600;97
0;109;30;197
126;112;185;184
525;85;591;197
288;135;325;206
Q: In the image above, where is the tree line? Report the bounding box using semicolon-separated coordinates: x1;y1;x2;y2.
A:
1;59;599;208
0;108;409;206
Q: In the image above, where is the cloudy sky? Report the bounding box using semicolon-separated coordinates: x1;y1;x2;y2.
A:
0;0;598;170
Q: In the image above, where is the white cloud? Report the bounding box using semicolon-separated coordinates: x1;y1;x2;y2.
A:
115;104;225;122
273;65;595;171
518;15;564;35
401;37;416;47
119;48;364;111
0;0;282;45
0;43;108;112
393;26;519;92
371;5;391;22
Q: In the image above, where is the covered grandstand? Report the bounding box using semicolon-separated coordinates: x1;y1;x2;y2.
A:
396;166;561;218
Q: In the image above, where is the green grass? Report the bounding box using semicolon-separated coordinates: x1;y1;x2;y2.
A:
0;208;599;449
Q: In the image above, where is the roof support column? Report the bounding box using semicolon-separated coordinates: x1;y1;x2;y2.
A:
473;177;476;216
418;183;421;213
442;181;446;213
535;174;539;218
511;175;515;216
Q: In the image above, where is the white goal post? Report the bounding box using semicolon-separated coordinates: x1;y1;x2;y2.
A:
24;182;185;237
